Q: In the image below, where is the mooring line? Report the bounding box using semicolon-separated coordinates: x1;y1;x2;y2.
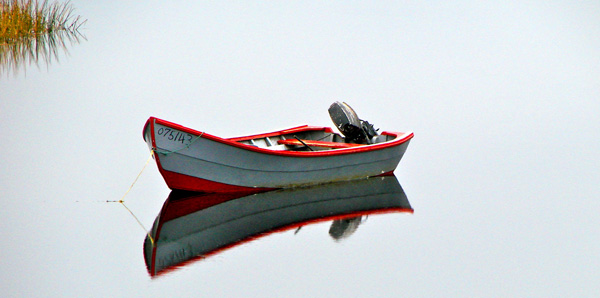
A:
118;151;154;202
121;201;155;246
108;151;156;246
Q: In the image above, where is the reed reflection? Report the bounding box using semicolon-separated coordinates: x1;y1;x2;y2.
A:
0;0;86;75
144;175;412;277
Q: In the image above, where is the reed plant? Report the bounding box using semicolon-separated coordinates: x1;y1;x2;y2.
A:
0;0;86;75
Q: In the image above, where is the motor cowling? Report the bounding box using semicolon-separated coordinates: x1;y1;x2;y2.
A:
328;101;378;144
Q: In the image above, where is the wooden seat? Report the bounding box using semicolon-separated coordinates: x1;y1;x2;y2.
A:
277;139;364;149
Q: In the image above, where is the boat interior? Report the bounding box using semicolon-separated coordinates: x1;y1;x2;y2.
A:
234;130;395;152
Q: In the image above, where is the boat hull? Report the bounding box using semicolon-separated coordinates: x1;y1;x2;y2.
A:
143;117;413;192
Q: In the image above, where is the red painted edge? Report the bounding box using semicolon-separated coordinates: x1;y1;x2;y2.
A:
145;117;414;158
376;170;396;177
159;192;252;222
227;125;335;141
149;207;414;277
157;168;400;193
277;139;364;148
160;169;278;193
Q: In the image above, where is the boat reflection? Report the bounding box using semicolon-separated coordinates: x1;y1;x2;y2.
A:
144;175;412;277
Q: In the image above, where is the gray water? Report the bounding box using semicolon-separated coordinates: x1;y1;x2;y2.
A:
1;2;599;297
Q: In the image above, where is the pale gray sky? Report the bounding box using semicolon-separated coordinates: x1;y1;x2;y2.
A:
1;1;599;297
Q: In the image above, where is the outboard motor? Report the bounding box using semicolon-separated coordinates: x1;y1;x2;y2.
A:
328;101;378;144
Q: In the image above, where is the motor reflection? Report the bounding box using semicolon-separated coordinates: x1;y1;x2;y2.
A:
144;175;412;277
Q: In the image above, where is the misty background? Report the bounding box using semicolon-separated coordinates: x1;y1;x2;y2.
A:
1;1;599;297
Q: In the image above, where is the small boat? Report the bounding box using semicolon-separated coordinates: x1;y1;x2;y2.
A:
143;102;413;193
144;175;412;276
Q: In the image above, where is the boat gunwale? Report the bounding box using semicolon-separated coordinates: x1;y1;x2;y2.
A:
145;117;414;158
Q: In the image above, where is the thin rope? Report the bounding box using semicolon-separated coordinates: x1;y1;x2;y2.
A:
121;201;155;246
108;151;156;246
118;151;153;202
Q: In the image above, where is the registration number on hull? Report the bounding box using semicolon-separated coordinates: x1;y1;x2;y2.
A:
157;127;193;144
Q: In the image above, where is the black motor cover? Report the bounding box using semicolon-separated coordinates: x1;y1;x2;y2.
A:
328;101;377;144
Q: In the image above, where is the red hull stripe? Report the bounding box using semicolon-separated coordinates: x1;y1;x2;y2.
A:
159;168;398;193
277;139;364;148
160;169;277;193
159;192;253;222
377;170;396;177
227;125;335;141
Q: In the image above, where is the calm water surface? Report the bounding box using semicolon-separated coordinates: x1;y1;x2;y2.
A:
1;2;599;297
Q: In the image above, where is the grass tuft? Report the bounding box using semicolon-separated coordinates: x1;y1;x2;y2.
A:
1;0;86;75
